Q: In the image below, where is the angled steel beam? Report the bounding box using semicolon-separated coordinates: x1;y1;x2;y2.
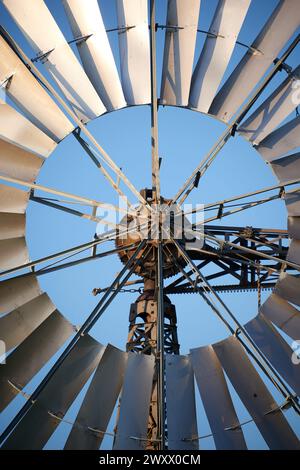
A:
200;179;300;214
30;195;115;227
73;130;135;208
0;221;148;279
1;244;136;281
0;174;125;214
150;0;160;201
156;242;165;450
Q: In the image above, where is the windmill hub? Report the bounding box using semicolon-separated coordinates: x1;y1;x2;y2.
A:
115;189;190;279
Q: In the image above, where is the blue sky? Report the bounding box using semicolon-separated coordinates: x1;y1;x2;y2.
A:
0;0;299;450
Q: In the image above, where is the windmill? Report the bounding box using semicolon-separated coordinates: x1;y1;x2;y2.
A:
0;0;300;451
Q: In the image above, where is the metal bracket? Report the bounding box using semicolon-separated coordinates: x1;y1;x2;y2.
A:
32;48;55;64
217;203;224;219
157;24;184;32
0;74;14;90
68;33;93;46
106;25;136;35
273;58;293;75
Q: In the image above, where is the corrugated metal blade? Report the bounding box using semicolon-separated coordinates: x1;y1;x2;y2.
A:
160;0;201;107
0;237;29;271
0;310;73;412
270;153;300;184
288;217;300;239
256;116;300;162
191;345;247;449
239;65;300;145
213;336;300;449
260;292;300;340
210;0;300;122
275;272;300;307
64;344;127;450
166;354;198;450
0;35;74;142
0;274;41;313
2;0;106;123
190;0;250;113
245;313;300;395
0;213;25;240
63;0;126;112
0;185;29;213
0;139;43;183
0;100;56;157
2;335;104;450
0;292;56;351
116;0;151;105
284;191;300;216
113;352;155;450
287;239;300;265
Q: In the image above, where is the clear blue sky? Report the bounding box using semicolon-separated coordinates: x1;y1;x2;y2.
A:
0;0;299;450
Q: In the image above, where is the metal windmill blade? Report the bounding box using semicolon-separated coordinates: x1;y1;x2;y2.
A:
0;0;299;453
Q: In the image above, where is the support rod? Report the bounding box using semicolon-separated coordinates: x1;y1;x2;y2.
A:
73;130;134;209
2;244;136;281
30;195;116;227
0;221;148;279
150;0;160;201
0;241;147;446
156;242;166;449
0;174;124;213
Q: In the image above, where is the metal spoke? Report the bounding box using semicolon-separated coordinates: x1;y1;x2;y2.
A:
0;174;129;216
2;244;137;281
171;33;300;205
0;221;148;279
3;29;150;210
30;195;116;227
185;178;300;218
203;193;283;224
0;240;147;447
73;130;134;208
156;242;165;450
150;0;160;202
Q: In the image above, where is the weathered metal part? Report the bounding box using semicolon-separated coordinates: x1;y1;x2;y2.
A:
2;335;104;450
3;0;106;122
210;0;300;122
190;0;250;113
0;310;73;412
166;354;198;450
116;0;151;105
260;293;300;340
64;344;127;450
213;336;300;449
113;352;155;450
0;293;56;352
63;0;126;112
191;345;247;450
160;0;200;107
